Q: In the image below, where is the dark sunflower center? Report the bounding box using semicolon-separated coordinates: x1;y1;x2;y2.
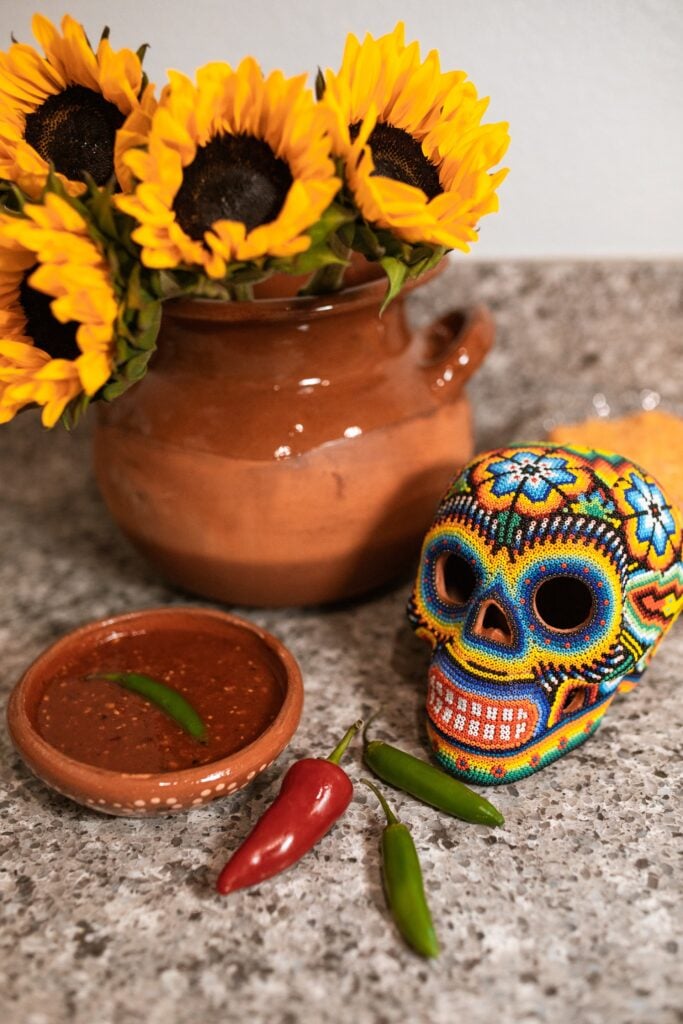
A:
19;273;80;362
24;84;124;186
349;121;443;200
173;134;294;241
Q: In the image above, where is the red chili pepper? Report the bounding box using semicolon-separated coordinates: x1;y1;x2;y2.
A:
216;720;362;895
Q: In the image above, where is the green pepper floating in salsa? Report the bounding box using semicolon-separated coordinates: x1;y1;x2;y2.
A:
87;671;207;742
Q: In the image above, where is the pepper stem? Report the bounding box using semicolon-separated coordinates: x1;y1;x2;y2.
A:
361;713;379;751
327;719;363;765
361;778;399;826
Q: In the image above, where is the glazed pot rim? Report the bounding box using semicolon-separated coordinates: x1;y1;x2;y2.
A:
7;606;304;787
163;260;446;324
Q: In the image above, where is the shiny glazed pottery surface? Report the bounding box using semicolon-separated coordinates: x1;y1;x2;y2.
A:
94;273;494;606
7;607;304;817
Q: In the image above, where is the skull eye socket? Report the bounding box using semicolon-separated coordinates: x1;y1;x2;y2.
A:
534;576;594;632
435;553;477;606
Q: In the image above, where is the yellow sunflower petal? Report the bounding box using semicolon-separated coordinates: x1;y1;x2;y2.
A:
76;350;112;394
12;228;100;267
322;23;509;249
0;15;148;196
76;322;115;351
50;288;117;328
30;358;76;382
0;339;50;366
203;221;246;276
41;14;100;91
29;193;89;232
29;262;105;295
30;14;69;80
153;107;197;164
117;58;339;275
0;316;28;341
0;402;23;424
0;41;65;104
0;351;81;428
0;194;118;423
114;81;158;193
41;393;72;427
96;38;143;114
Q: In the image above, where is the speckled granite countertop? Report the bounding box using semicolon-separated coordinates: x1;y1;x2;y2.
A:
1;261;681;1024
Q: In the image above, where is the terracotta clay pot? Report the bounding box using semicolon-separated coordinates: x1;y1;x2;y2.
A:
7;607;303;817
93;273;493;606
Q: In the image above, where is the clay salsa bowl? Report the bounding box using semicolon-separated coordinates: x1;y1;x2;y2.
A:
7;607;303;817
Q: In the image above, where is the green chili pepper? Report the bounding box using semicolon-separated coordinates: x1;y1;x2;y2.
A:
86;672;207;742
362;779;439;959
363;721;503;827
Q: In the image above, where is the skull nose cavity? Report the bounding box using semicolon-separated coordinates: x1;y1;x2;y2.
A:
473;599;514;646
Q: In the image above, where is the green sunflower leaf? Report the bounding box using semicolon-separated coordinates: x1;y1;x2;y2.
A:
306;203;355;248
133;305;162;350
225;265;271;286
61;393;92;431
0;183;26;213
44;164;69;200
87;184;118;240
350;223;385;259
337;220;358;250
126;264;145;310
104;244;121;280
379;257;409;313
101;378;132;401
122;350;154;381
405;244;434;265
115;337;132;363
137;297;162;331
287;244;348;276
408;245;447;277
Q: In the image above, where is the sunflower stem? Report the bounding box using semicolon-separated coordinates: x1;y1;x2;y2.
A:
156;271;186;301
300;261;348;296
176;279;234;301
229;282;254;302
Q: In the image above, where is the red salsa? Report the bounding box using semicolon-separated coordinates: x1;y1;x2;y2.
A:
36;625;284;773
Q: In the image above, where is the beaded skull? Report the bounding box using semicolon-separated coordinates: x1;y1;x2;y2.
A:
409;444;683;784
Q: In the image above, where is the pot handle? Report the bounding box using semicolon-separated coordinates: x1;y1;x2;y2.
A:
417;305;494;398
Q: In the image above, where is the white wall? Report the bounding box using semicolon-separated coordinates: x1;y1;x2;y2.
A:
2;0;682;258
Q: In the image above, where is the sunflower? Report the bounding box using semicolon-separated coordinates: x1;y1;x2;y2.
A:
321;23;510;251
0;13;150;198
116;58;340;279
0;193;118;427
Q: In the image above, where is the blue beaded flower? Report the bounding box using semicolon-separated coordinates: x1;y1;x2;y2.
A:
618;472;679;567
